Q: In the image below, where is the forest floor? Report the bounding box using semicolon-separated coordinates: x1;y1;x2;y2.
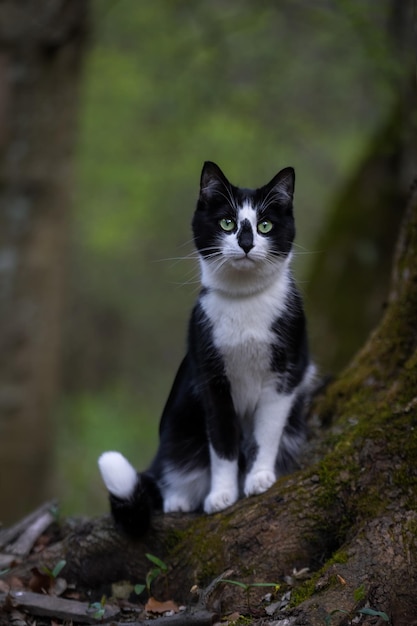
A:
0;499;319;626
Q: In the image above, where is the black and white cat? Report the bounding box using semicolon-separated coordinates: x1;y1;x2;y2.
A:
98;161;315;536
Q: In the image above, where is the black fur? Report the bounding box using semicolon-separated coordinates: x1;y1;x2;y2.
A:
99;161;313;537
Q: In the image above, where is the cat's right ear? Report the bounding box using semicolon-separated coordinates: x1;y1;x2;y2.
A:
200;161;230;197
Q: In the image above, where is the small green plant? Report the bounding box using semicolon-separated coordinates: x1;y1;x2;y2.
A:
87;595;106;620
49;502;61;522
219;578;280;610
40;559;67;580
324;606;390;625
134;553;168;597
324;609;349;625
357;608;390;621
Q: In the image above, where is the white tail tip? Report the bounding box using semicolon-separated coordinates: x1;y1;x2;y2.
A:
98;451;138;499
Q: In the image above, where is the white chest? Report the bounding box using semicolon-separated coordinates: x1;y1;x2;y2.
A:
200;281;289;417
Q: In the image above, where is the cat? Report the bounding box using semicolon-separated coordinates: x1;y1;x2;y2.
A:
98;161;315;536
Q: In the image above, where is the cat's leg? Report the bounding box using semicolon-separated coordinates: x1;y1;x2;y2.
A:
148;353;212;513
161;465;210;513
188;306;241;514
244;390;295;497
203;446;239;513
202;385;241;514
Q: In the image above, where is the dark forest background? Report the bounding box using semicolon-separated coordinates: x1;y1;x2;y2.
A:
0;0;414;524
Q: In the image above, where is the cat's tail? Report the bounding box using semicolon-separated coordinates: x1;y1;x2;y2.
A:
98;451;162;537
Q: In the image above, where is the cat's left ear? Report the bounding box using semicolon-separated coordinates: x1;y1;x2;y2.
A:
200;161;231;197
265;167;295;203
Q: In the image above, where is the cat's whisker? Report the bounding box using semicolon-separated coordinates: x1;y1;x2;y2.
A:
177;237;198;249
171;279;202;291
258;186;289;215
219;178;239;213
154;246;220;265
154;255;198;264
291;242;320;256
291;250;317;257
291;242;309;251
258;187;278;214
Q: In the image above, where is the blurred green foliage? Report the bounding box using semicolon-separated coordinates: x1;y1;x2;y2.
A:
57;389;157;514
56;0;398;514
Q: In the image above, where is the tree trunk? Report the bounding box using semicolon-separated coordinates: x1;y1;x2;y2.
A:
305;0;417;374
0;1;89;524
2;184;416;625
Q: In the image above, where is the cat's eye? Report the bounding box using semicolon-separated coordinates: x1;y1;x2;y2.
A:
257;220;273;234
219;218;236;232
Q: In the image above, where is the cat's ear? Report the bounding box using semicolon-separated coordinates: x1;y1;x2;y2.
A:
265;167;295;203
200;161;230;197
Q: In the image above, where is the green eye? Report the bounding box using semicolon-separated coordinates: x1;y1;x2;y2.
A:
219;218;236;232
257;220;273;234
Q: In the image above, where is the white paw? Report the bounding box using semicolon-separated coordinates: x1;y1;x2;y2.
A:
244;469;276;497
163;495;194;513
204;489;238;514
98;451;138;499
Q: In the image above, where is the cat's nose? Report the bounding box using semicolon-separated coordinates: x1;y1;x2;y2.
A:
237;219;254;254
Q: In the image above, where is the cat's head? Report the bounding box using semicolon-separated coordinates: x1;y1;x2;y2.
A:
192;161;295;294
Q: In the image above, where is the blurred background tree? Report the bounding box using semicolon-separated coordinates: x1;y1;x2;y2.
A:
0;1;89;524
0;0;414;524
306;0;416;371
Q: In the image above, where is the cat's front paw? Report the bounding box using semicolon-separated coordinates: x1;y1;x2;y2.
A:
204;489;238;514
244;469;276;497
163;495;193;513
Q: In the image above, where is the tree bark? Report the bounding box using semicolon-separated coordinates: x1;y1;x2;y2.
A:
305;0;417;374
0;1;89;524
2;184;416;625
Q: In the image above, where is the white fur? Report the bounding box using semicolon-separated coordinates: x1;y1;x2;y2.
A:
200;203;306;504
98;451;138;499
160;466;210;513
204;447;239;514
244;390;295;495
200;259;292;420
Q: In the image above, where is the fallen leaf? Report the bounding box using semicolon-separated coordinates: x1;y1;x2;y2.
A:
145;596;179;614
224;611;241;622
0;579;10;593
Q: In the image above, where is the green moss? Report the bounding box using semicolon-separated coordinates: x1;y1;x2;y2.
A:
167;516;229;584
288;189;417;613
231;617;253;626
289;548;349;607
387;411;417;510
289;576;317;607
329;549;348;565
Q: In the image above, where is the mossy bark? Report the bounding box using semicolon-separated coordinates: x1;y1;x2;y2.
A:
305;0;417;375
4;185;416;624
306;89;417;376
